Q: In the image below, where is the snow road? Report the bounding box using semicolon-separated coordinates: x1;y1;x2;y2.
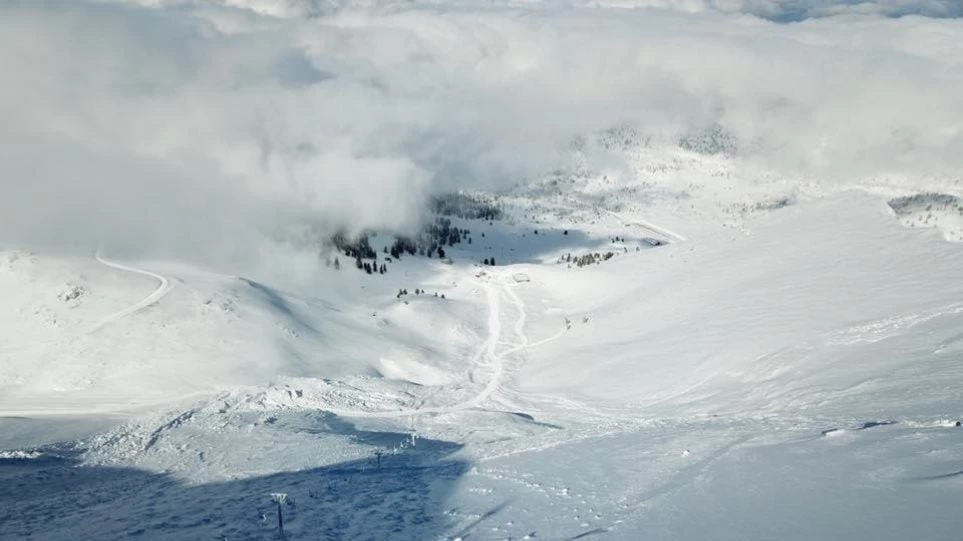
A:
89;252;172;333
327;271;561;419
603;208;688;242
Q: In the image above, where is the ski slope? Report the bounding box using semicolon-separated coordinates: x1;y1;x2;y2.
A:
3;178;962;540
4;0;963;537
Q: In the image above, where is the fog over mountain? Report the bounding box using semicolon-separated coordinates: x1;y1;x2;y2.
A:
4;3;963;540
2;0;961;264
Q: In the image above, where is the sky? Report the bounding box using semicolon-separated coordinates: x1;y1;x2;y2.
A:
1;0;961;264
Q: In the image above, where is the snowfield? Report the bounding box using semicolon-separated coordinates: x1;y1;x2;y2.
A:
3;169;962;539
3;0;963;538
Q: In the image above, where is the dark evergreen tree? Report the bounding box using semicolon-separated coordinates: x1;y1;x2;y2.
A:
333;231;377;260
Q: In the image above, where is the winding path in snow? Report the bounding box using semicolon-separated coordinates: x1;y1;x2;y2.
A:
328;271;562;419
89;252;173;333
0;253;173;354
603;209;688;243
0;254;174;416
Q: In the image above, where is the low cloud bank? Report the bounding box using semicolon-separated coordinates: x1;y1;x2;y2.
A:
2;0;961;263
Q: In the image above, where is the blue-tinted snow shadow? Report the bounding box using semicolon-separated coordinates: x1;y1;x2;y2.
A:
444;219;663;267
0;418;469;541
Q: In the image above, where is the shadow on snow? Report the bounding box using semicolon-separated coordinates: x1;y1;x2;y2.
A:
0;417;470;541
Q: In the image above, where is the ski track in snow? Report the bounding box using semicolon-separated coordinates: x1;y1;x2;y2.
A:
327;271;562;419
321;206;676;421
0;253;173;371
603;208;688;242
89;252;172;333
0;254;174;417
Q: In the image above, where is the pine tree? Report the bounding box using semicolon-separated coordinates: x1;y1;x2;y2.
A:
333;257;340;270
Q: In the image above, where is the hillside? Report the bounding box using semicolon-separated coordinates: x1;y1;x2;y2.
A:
3;162;963;539
3;0;963;538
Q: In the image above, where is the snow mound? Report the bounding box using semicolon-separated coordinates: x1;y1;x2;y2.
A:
377;357;458;386
0;450;44;460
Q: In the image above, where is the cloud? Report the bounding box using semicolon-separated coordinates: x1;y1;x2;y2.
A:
582;0;963;21
1;0;961;265
112;0;963;21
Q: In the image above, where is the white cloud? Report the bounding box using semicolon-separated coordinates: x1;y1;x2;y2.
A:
1;0;961;264
109;0;963;20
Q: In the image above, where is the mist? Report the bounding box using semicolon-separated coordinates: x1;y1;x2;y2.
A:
2;0;961;266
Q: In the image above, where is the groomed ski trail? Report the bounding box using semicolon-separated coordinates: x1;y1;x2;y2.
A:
0;253;174;352
603;209;687;242
327;271;562;419
89;252;173;333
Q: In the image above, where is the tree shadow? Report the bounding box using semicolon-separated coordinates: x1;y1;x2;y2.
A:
445;217;662;267
0;418;469;540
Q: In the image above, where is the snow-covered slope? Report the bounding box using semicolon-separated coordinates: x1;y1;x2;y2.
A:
3;160;962;539
0;247;484;417
524;193;963;416
5;0;963;536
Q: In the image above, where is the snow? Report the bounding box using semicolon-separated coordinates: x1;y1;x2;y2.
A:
0;449;44;460
4;174;962;539
523;192;963;416
3;6;963;536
